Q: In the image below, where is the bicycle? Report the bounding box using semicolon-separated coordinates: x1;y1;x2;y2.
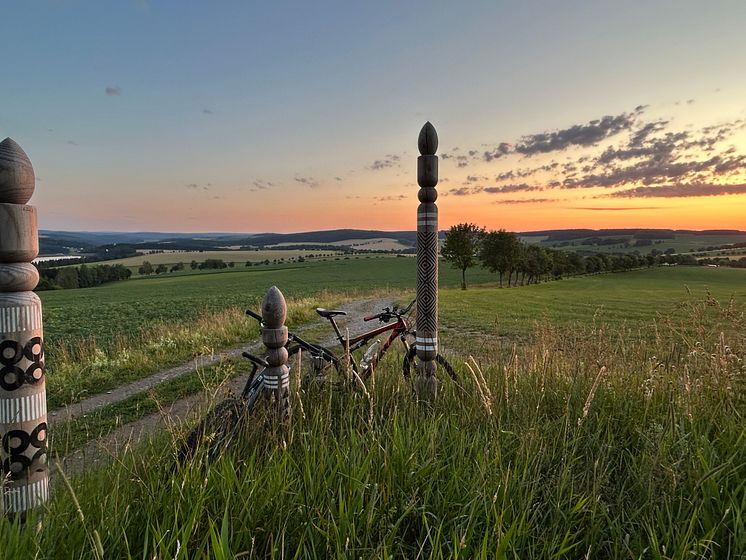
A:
284;299;458;385
177;300;458;464
176;350;272;464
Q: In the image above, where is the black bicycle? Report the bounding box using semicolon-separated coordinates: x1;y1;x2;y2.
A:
178;302;458;464
283;300;457;385
177;350;270;464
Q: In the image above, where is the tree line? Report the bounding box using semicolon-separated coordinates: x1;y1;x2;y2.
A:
36;263;132;290
441;223;701;290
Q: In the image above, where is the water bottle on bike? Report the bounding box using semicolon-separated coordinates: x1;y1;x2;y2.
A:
359;339;381;376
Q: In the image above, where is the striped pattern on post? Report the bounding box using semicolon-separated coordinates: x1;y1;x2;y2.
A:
261;286;290;423
415;122;440;401
0;138;48;517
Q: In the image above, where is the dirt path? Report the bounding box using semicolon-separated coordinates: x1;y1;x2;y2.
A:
57;295;397;473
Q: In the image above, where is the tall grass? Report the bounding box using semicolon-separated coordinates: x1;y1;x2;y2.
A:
45;291;360;409
3;296;745;558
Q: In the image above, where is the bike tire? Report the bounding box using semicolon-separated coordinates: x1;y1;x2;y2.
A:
288;345;356;385
177;397;246;465
401;345;458;382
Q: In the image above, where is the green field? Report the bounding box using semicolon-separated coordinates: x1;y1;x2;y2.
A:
40;260;746;347
96;249;341;268
38;262;746;409
524;232;746;255
2;260;745;557
40;256;491;344
441;266;746;337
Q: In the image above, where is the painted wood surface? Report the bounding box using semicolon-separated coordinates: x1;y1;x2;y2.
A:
415;122;439;402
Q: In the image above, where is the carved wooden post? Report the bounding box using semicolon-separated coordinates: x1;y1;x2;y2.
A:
261;286;290;424
0;138;48;516
415;122;439;402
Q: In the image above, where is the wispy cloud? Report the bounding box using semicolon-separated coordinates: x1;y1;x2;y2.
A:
494;198;559;205
295;176;319;188
608;183;746;198
250;179;274;192
105;86;122;96
515;108;644;156
369;154;401;170
203;108;213;115
570;206;664;211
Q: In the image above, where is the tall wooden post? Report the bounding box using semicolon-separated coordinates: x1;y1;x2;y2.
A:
0;138;48;516
415;122;439;402
261;286;290;424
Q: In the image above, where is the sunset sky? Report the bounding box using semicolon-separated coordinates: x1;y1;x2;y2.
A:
3;1;746;233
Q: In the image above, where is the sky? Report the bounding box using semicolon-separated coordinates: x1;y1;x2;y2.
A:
2;0;746;233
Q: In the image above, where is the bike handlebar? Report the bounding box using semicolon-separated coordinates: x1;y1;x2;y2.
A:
245;309;263;323
363;299;416;323
242;351;269;368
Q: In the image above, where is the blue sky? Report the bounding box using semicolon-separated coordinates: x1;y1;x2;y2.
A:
2;1;746;231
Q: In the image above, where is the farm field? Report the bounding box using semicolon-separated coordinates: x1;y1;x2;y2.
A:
93;249;341;268
4;262;745;557
37;262;746;409
272;237;411;251
524;231;746;255
441;266;746;337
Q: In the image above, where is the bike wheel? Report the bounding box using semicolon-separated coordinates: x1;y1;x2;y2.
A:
288;345;354;386
402;346;458;382
177;398;246;465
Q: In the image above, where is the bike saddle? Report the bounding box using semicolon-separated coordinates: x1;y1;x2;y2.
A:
315;308;347;318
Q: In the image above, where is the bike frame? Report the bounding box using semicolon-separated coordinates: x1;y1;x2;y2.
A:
324;314;413;371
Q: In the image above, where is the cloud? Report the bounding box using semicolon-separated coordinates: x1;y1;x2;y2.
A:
515;109;642;156
250;179;274;192
105;86;122;96
608;183;746;198
448;186;482;196
335;176;343;181
448;183;541;196
570;206;664;211
493;198;559;205
295;176;319;188
484;183;541;194
483;143;511;162
374;194;408;202
203;108;213;115
369;154;401;170
185;183;210;191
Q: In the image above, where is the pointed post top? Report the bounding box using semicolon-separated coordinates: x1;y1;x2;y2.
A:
418;122;438;156
261;285;287;328
0;137;35;204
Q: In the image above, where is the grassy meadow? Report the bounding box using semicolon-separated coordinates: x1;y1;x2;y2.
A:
2;260;745;557
101;249;341;269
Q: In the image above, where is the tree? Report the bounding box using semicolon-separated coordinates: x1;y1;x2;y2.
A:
155;264;168;274
479;229;521;287
138;261;154;275
190;260;199;270
442;223;485;289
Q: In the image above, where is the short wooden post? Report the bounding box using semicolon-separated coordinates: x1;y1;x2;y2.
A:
261;286;290;424
0;138;49;516
415;122;439;403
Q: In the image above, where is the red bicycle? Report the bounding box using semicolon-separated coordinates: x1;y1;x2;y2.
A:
288;299;457;384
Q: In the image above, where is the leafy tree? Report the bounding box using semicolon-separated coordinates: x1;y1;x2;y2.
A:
479;229;521;287
138;261;154;275
155;264;168;274
56;267;79;289
442;223;485;290
190;260;199;270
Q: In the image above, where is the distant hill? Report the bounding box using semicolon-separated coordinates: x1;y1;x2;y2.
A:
38;228;746;258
